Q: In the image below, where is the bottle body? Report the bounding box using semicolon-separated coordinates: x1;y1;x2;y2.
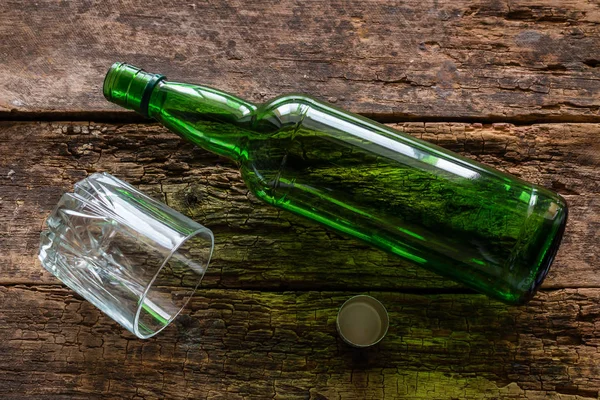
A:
104;63;568;304
244;96;567;304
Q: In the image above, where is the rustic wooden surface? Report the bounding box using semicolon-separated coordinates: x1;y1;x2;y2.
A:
1;1;600;399
2;0;600;122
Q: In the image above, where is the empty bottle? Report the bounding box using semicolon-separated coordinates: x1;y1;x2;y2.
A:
103;62;568;304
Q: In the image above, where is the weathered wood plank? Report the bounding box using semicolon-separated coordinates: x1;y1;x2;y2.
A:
1;0;600;121
1;121;598;290
0;285;599;399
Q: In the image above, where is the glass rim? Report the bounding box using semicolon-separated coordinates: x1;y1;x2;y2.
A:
133;226;214;339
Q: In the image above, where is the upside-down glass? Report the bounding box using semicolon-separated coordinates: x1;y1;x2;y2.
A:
39;173;214;338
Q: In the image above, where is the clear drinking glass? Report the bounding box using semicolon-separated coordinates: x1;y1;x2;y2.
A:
39;172;214;339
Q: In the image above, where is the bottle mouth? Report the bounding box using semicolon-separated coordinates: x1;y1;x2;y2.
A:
103;62;165;117
103;62;124;102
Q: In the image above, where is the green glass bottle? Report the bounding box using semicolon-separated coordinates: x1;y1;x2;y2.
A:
103;62;568;305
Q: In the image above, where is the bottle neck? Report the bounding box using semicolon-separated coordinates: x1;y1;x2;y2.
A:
103;62;257;162
103;62;165;117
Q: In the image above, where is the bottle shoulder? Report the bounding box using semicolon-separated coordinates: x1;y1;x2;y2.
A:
258;93;325;114
252;93;318;130
265;92;320;103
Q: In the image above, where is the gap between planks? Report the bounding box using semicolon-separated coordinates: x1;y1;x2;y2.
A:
3;110;600;125
2;282;600;295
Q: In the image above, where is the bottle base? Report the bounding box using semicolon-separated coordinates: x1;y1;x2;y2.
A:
518;202;569;305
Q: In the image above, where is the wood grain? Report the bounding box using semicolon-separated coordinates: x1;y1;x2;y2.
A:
1;285;599;399
1;121;598;291
2;2;600;397
1;0;600;121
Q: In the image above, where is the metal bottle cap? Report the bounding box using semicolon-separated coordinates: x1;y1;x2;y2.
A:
336;295;389;348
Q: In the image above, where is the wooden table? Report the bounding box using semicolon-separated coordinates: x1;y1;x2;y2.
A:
1;1;599;399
